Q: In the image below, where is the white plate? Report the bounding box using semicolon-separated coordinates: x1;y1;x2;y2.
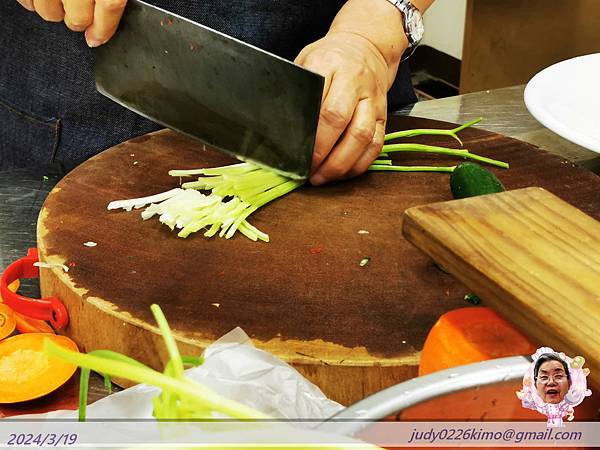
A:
524;53;600;153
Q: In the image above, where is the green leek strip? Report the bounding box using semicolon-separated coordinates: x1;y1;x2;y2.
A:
197;164;258;177
248;180;304;209
168;163;254;177
211;180;236;197
382;143;469;154
203;222;222;238
238;222;258;241
157;356;204;419
384;118;482;145
234;175;289;197
225;180;303;239
151;304;184;379
382;143;509;169
373;159;392;165
239;220;269;242
368;165;456;173
78;350;154;421
230;168;285;189
46;341;270;419
181;179;217;190
103;374;112;393
236;177;290;203
182;355;204;366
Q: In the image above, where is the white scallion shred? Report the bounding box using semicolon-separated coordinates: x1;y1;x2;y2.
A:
107;188;184;211
33;262;69;273
83;242;97;247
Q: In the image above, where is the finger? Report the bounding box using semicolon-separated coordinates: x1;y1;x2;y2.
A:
348;118;387;177
310;98;376;185
32;0;64;21
85;0;127;47
62;0;94;31
16;0;35;12
311;73;360;172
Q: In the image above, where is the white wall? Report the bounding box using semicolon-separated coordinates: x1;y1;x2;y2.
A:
421;0;467;60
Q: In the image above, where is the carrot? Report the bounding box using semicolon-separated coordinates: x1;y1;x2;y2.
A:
0;333;79;404
418;306;537;376
0;304;16;341
0;279;55;334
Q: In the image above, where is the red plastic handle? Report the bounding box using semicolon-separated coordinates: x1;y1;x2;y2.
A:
0;248;69;329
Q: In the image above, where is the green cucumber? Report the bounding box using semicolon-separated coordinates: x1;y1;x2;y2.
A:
450;162;505;199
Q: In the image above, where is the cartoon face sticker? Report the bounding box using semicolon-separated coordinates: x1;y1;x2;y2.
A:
516;347;592;428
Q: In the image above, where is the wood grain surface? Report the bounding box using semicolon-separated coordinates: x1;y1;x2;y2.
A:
403;187;600;386
36;116;600;405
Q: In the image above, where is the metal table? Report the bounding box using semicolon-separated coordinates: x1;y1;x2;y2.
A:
405;84;600;173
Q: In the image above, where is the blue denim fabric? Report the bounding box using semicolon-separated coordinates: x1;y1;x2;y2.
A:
0;0;416;171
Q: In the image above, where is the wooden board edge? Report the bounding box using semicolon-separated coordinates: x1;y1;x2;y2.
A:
37;234;421;369
401;189;600;387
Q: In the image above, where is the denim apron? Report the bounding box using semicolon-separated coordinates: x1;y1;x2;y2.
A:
0;0;416;171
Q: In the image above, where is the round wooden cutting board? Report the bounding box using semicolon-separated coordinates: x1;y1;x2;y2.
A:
37;116;600;406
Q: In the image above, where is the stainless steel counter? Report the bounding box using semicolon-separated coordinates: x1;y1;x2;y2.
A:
403;84;600;174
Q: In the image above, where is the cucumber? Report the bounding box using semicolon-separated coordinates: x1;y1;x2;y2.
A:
450;162;505;199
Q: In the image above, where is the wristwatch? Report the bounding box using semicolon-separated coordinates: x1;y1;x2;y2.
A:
385;0;425;61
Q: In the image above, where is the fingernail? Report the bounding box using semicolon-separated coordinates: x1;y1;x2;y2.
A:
86;38;102;48
310;174;325;186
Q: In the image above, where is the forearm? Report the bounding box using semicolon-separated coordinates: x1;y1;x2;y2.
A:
328;0;435;89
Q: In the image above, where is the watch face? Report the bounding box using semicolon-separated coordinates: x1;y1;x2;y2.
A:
407;8;424;44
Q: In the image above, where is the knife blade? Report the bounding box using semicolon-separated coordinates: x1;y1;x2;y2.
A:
94;0;324;179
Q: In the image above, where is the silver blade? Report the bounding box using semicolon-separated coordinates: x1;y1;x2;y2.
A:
94;0;323;179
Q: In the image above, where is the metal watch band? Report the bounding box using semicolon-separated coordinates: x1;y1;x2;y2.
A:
384;0;424;62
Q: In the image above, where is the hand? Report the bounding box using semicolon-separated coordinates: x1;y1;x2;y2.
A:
16;0;127;47
295;31;389;185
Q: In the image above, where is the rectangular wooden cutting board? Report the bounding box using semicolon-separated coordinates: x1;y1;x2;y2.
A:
403;187;600;386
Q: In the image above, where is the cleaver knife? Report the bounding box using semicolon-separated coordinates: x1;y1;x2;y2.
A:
94;0;324;179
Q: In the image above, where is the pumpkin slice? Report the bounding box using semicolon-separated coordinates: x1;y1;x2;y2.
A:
0;333;79;403
0;304;16;341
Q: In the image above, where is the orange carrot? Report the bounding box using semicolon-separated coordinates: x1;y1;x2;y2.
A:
0;333;79;403
419;306;538;376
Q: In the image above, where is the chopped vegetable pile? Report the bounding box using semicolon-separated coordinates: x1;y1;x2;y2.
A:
108;164;303;242
108;119;507;242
